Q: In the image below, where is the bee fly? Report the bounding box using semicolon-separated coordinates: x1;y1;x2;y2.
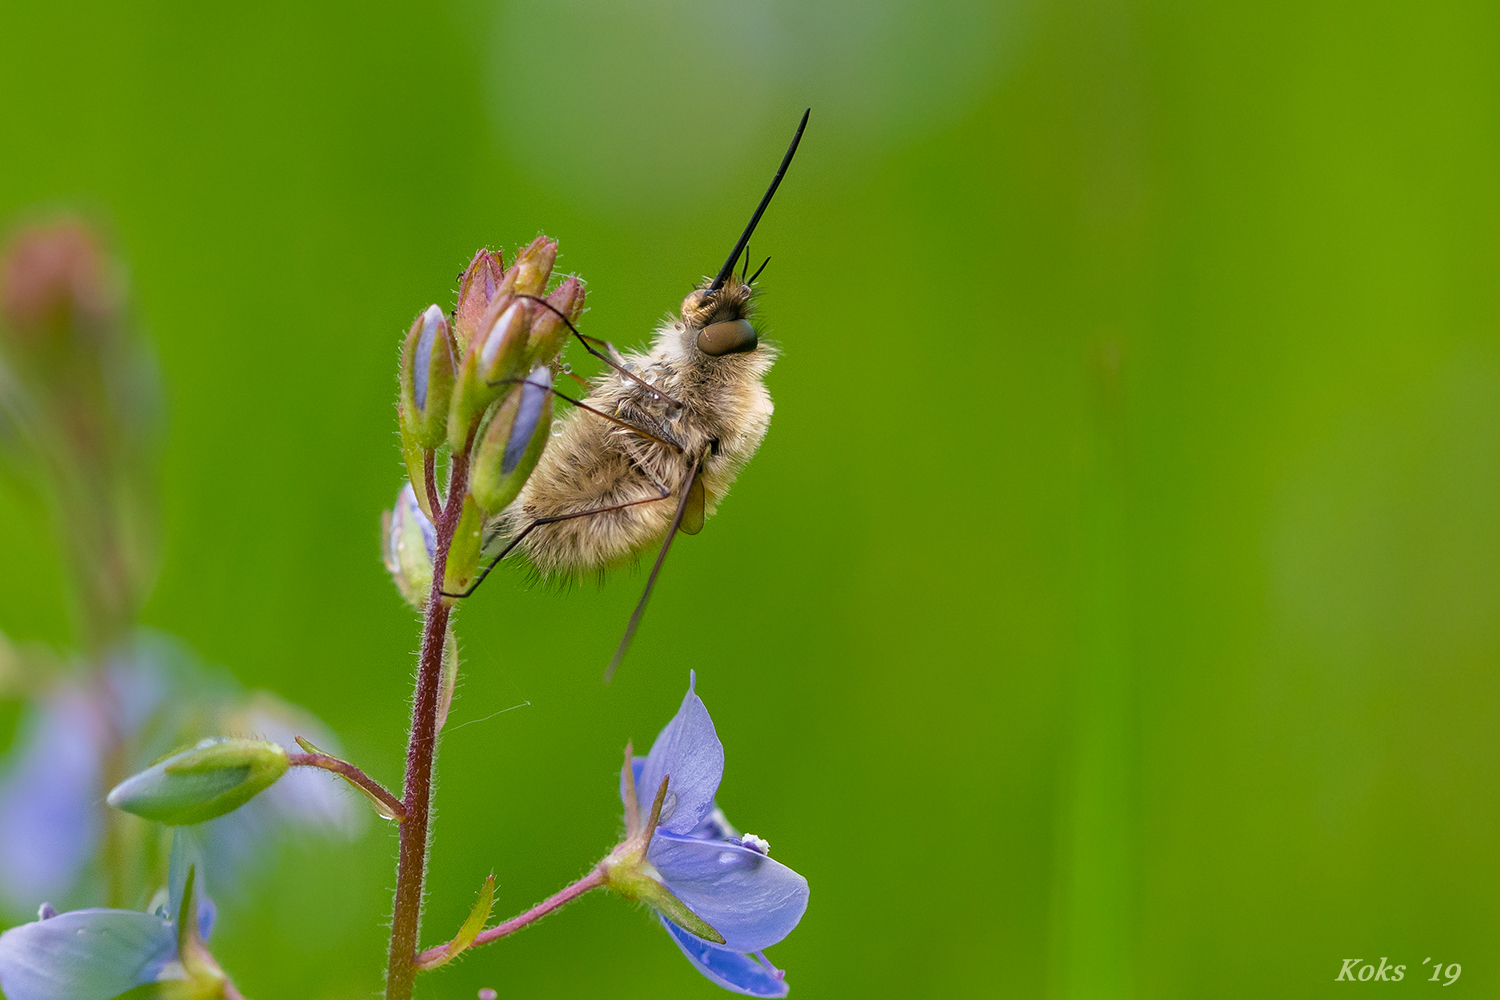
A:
449;109;810;680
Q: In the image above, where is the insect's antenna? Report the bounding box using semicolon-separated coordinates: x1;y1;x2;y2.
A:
741;242;751;283
708;108;810;293
517;295;684;411
604;451;705;682
747;256;772;284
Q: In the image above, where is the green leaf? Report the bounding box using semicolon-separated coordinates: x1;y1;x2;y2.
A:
416;874;495;970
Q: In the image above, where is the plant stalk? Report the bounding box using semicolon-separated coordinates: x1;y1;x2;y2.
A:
384;445;472;1000
414;867;606;968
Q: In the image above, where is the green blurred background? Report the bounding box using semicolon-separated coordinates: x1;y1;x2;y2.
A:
2;0;1499;996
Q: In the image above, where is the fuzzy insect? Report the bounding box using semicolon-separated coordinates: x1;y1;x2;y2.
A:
461;109;809;679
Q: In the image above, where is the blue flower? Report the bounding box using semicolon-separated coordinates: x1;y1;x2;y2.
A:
610;673;808;997
0;832;230;1000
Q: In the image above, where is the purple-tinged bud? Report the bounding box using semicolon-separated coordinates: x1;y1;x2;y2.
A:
383;482;436;608
0;219;117;345
453;248;505;355
499;236;557;298
105;738;289;826
399;304;456;450
478;300;529;383
526;275;586;367
447;296;531;452
471;365;553;515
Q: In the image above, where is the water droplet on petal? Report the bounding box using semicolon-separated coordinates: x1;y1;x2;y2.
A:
658;790;678;824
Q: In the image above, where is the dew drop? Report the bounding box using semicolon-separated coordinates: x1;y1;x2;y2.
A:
561;363;572;374
550;424;564;438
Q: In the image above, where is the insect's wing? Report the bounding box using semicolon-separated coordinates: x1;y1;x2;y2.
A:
679;469;706;535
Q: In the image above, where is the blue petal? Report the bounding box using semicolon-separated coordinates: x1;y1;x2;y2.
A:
504;366;551;474
638;672;724;835
0;909;176;1000
649;831;809;952
661;918;790;997
0;691;107;909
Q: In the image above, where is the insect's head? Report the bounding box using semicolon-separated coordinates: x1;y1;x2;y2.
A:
682;108;809;359
682;277;757;356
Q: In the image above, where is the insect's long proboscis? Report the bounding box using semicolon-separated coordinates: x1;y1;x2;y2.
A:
708;108;810;293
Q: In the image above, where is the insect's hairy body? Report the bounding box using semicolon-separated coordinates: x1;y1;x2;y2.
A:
496;276;775;578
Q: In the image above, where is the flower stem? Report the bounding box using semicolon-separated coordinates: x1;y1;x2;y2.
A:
287;752;406;822
385;443;473;1000
414;867;606;969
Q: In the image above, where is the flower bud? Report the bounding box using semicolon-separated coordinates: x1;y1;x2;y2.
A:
399;305;455;449
477;299;530;384
453;248;505;355
0;219;117;347
447;297;531;452
499;236;557;298
383;482;436;607
471;366;553;515
525;276;586;368
106;738;289;826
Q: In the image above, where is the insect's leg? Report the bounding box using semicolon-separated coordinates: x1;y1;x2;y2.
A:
603;450;706;682
517;294;685;410
440;473;674;600
489;377;682;453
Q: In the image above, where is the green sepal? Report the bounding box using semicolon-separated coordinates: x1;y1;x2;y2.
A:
448;297;527;454
442;493;485;597
621;871;725;944
470;371;553;516
524;275;586;369
417;873;496;970
107;738;289;826
399;305;455;449
400;431;435;523
504;236;557;298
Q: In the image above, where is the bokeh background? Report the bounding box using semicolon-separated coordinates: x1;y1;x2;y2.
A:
2;0;1499;996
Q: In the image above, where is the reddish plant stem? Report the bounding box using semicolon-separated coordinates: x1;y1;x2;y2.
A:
287;752;406;821
385;440;474;1000
414;867;606;969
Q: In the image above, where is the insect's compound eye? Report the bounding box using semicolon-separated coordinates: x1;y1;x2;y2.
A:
696;318;757;356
